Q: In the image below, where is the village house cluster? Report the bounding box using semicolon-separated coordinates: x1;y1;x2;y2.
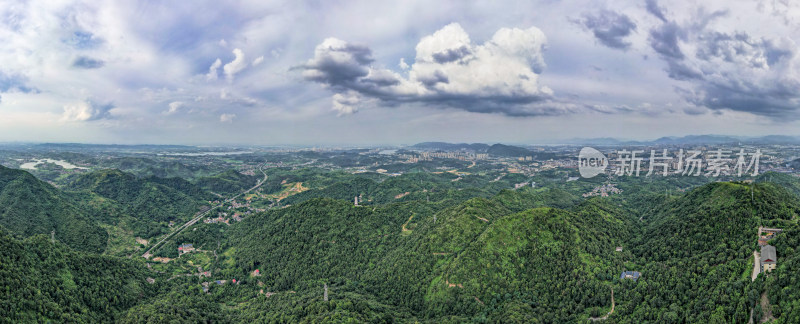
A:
583;183;622;197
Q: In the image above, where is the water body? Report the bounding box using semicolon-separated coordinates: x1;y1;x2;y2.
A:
20;159;88;170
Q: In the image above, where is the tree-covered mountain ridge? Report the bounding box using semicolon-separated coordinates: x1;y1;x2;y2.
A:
1;165;800;322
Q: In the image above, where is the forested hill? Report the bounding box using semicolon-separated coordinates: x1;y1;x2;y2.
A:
3;161;800;322
617;182;800;323
0;228;159;322
66;169;208;238
143;180;800;322
212;188;635;322
194;169;260;194
0;165;107;253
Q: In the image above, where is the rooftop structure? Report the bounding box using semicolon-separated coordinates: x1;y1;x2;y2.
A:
178;243;195;254
620;271;641;281
761;244;777;272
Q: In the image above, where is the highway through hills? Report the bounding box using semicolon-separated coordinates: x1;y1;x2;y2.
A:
142;163;268;259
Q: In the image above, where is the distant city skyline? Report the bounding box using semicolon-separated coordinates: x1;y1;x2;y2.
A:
1;1;799;145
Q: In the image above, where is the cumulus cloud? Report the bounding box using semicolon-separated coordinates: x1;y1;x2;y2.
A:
61;100;114;121
301;38;374;85
301;23;562;116
223;48;247;82
252;55;264;66
166;101;184;114
219;113;236;123
72;56;105;69
206;58;222;81
576;11;637;50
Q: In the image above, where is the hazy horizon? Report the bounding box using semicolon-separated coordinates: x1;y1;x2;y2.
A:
1;133;798;147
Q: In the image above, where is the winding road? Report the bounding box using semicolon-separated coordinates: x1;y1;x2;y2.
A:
588;287;614;322
142;163;268;259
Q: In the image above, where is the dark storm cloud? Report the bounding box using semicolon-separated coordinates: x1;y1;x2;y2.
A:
72;56;105;69
300;39;374;87
645;0;668;22
648;10;800;119
417;70;449;88
695;31;794;68
360;72;401;87
649;22;685;59
687;29;799;117
664;60;702;81
685;82;800;118
578;11;637;50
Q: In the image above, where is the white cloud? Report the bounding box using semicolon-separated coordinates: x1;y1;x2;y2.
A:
252;55;264;66
0;0;798;144
206;58;222;81
332;92;360;115
219;113;236;123
166;101;184;114
302;23;555;116
223;48;247;82
61;100;114;122
399;58;409;70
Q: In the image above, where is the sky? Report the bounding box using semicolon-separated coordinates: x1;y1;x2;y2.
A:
1;0;800;145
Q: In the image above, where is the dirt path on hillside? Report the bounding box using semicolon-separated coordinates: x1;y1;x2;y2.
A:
588;288;614;321
752;250;760;281
401;214;414;233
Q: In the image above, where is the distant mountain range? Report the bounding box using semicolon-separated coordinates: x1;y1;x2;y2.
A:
561;134;800;145
413;135;800;150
